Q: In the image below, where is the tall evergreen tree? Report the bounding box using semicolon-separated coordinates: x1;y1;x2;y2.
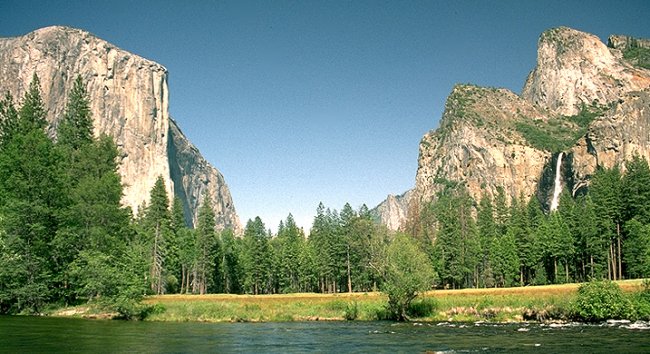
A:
0;74;64;313
476;194;497;287
57;75;93;149
433;185;479;289
241;217;270;294
220;229;242;294
194;194;219;294
622;155;650;224
276;214;303;293
590;165;624;280
0;92;19;149
143;176;171;294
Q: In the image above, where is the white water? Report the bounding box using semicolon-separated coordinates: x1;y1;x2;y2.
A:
550;152;563;211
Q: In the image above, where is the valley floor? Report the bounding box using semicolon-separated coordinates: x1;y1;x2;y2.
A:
50;279;645;323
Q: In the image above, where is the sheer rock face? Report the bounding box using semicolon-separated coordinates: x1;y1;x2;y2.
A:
414;85;549;208
371;190;413;231
168;120;240;231
378;27;650;230
571;89;650;189
0;26;240;232
522;27;650;116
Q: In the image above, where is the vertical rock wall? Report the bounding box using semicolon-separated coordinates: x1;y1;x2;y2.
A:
0;26;240;231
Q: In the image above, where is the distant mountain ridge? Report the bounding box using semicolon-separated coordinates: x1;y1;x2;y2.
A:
375;27;650;230
0;26;240;231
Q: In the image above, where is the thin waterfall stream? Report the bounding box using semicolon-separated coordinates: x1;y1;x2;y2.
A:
550;152;563;211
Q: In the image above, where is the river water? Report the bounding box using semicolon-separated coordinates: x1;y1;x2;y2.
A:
2;316;650;353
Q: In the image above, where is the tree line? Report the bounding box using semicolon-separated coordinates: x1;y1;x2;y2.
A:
2;74;650;317
404;156;650;289
0;75;405;315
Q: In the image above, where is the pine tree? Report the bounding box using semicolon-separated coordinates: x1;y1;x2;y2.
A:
276;214;302;293
143;176;171;294
477;194;497;287
0;74;64;313
590;166;624;280
241;217;269;294
0;92;19;149
622;155;650;224
220;229;242;294
57;75;93;149
194;194;218;294
623;219;650;278
433;185;479;289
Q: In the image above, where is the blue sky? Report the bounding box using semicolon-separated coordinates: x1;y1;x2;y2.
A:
1;1;649;231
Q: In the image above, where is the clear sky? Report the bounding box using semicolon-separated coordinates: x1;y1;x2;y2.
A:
1;1;649;231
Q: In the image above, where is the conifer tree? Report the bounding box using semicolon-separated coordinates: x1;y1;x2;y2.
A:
241;217;269;294
143;176;171;294
0;92;19;149
0;74;63;312
194;194;219;294
57;75;93;149
220;229;242;294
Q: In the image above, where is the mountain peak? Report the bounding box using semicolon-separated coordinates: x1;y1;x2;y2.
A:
523;27;650;115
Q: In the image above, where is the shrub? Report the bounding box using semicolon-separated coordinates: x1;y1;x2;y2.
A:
631;279;650;320
344;301;358;321
109;296;165;320
382;233;436;321
575;281;632;322
407;297;437;318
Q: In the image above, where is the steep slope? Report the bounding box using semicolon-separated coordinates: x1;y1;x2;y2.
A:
378;27;650;230
0;26;240;231
414;84;550;208
371;190;413;231
522;27;650;116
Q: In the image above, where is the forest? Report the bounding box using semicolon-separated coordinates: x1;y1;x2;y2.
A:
1;75;650;316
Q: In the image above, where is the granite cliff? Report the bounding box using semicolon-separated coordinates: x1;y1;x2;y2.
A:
0;26;240;231
376;27;650;230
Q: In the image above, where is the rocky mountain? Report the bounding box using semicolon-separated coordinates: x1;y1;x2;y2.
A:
0;26;240;232
376;27;650;230
370;190;413;231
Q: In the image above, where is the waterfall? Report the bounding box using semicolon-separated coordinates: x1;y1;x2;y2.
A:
550;152;563;211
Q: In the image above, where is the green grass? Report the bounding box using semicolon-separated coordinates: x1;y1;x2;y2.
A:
515;104;605;152
48;280;646;323
623;45;650;69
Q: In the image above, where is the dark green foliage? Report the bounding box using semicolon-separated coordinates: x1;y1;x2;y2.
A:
622;38;650;69
382;233;435;321
194;194;219;294
406;297;437;318
141;177;171;294
220;229;242;294
0;92;19;148
515;104;604;152
632;280;650;320
575;281;632;322
241;217;270;294
0;75;63;313
344;301;358;320
622;155;650;224
432;185;479;289
57;75;93;149
623;220;650;278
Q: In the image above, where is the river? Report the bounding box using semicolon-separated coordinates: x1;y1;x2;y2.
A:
2;316;650;353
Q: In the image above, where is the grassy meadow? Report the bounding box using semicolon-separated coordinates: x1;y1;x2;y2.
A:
127;279;644;323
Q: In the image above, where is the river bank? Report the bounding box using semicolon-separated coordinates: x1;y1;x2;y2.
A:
48;279;647;323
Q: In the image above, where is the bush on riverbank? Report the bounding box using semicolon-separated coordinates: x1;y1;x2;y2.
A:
574;281;633;322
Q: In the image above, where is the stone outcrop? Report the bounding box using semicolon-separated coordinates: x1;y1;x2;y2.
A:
377;27;650;230
0;26;240;231
571;89;650;190
522;27;650;116
414;84;550;207
371;190;413;231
